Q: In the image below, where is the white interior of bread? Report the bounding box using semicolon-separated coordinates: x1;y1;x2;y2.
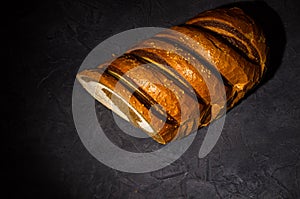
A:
77;73;156;135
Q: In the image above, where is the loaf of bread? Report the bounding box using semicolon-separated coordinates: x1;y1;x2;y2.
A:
77;7;268;144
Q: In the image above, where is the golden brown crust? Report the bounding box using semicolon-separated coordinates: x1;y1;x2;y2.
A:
169;25;262;108
100;56;200;143
186;7;268;75
131;38;224;105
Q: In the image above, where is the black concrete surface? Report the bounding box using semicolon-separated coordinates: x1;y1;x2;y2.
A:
3;0;300;198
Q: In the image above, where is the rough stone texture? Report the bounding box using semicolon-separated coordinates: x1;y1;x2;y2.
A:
4;0;300;198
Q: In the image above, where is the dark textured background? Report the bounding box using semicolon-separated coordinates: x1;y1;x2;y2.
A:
4;0;300;198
